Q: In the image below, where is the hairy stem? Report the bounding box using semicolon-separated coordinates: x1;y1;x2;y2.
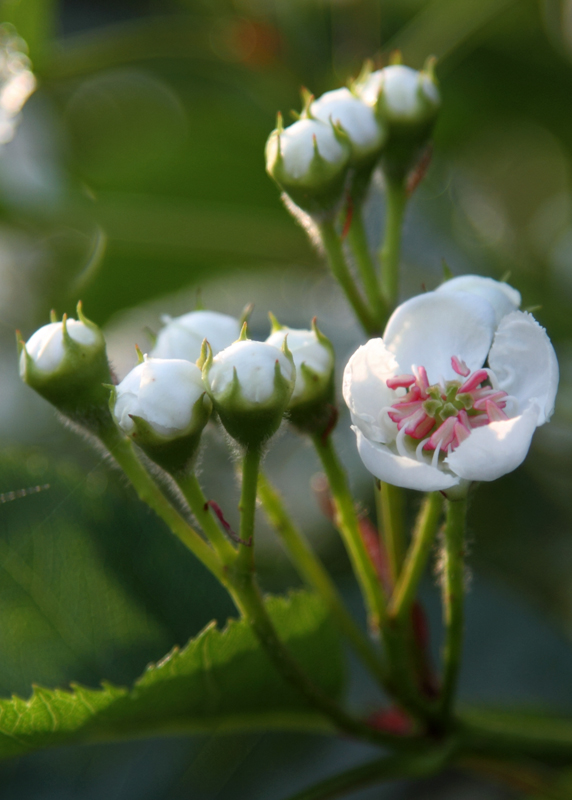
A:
175;472;237;566
375;481;406;587
318;219;377;335
346;208;387;328
379;178;408;309
389;492;443;622
440;497;468;722
257;471;387;689
312;433;386;633
99;428;224;583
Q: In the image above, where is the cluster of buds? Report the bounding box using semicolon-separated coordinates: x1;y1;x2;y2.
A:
19;305;337;473
265;55;440;216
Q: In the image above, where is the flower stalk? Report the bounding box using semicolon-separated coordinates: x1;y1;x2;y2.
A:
379;177;408;309
318;219;378;336
375;480;406;587
311;432;387;633
440;496;468;723
257;471;387;689
346;208;388;328
389;492;443;622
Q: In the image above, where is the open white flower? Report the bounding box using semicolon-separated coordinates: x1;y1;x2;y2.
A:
343;276;558;492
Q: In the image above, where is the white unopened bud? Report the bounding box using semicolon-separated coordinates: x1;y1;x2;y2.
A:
114;357;208;439
112;356;211;472
151;310;241;362
18;305;113;434
266;324;334;407
203;337;295;448
359;65;440;125
310;88;386;165
265;115;350;215
22;320;98;375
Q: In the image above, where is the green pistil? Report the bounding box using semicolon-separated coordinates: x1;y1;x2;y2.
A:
421;381;474;427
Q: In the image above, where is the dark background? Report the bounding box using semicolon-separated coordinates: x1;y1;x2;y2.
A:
1;0;572;797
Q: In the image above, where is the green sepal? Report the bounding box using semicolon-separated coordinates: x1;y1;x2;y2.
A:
268;312;284;333
196;338;211;370
206;362;295;451
135;345;145;364
238;321;250;341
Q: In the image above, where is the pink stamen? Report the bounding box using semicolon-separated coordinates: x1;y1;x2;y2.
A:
415;366;430;392
485;399;509;422
386;355;512;457
403;408;435;439
451;356;470;377
386;374;416;390
423;416;457;452
458;369;489;394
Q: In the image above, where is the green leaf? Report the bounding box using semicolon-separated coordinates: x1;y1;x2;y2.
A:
0;590;344;760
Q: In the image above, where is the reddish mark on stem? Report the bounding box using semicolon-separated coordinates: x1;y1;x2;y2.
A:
406;143;433;197
320;404;339;445
341;196;353;240
412;601;439;698
204;500;252;546
366;706;414;736
358;514;392;595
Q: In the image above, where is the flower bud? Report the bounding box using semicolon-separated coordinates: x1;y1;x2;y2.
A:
151;310;241;362
265;114;351;216
359;64;439;128
266;315;335;433
111;356;211;473
356;61;440;181
202;329;295;449
18;304;113;434
309;88;386;167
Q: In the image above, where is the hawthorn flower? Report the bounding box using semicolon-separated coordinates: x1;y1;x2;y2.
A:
151;310;240;363
309;88;386;166
343;277;558;492
112;356;211;472
358;64;440;127
18;305;113;432
113;357;209;439
203;337;295;448
265;115;351;215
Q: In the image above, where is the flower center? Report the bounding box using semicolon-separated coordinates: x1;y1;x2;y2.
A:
386;356;509;454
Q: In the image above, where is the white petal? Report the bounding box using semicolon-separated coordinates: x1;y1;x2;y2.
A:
383;291;496;382
342;339;398;443
208;341;294;405
311;88;384;156
355;428;459;491
488;311;559;425
436;275;520;326
266;328;333;402
445;406;539;482
151;310;240;362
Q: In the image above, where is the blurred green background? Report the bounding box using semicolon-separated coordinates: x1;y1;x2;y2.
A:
2;0;572;797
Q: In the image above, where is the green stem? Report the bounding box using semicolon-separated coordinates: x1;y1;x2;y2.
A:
389;493;443;622
346;208;387;328
379;178;408;309
226;569;422;752
236;446;262;573
257;472;387;690
282;748;450;800
99;427;224;583
175;472;237;566
440;497;468;722
375;481;406;587
459;755;569;800
318;219;377;336
312;434;386;634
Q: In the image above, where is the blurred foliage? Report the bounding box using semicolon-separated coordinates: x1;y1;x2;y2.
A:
2;0;572;797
